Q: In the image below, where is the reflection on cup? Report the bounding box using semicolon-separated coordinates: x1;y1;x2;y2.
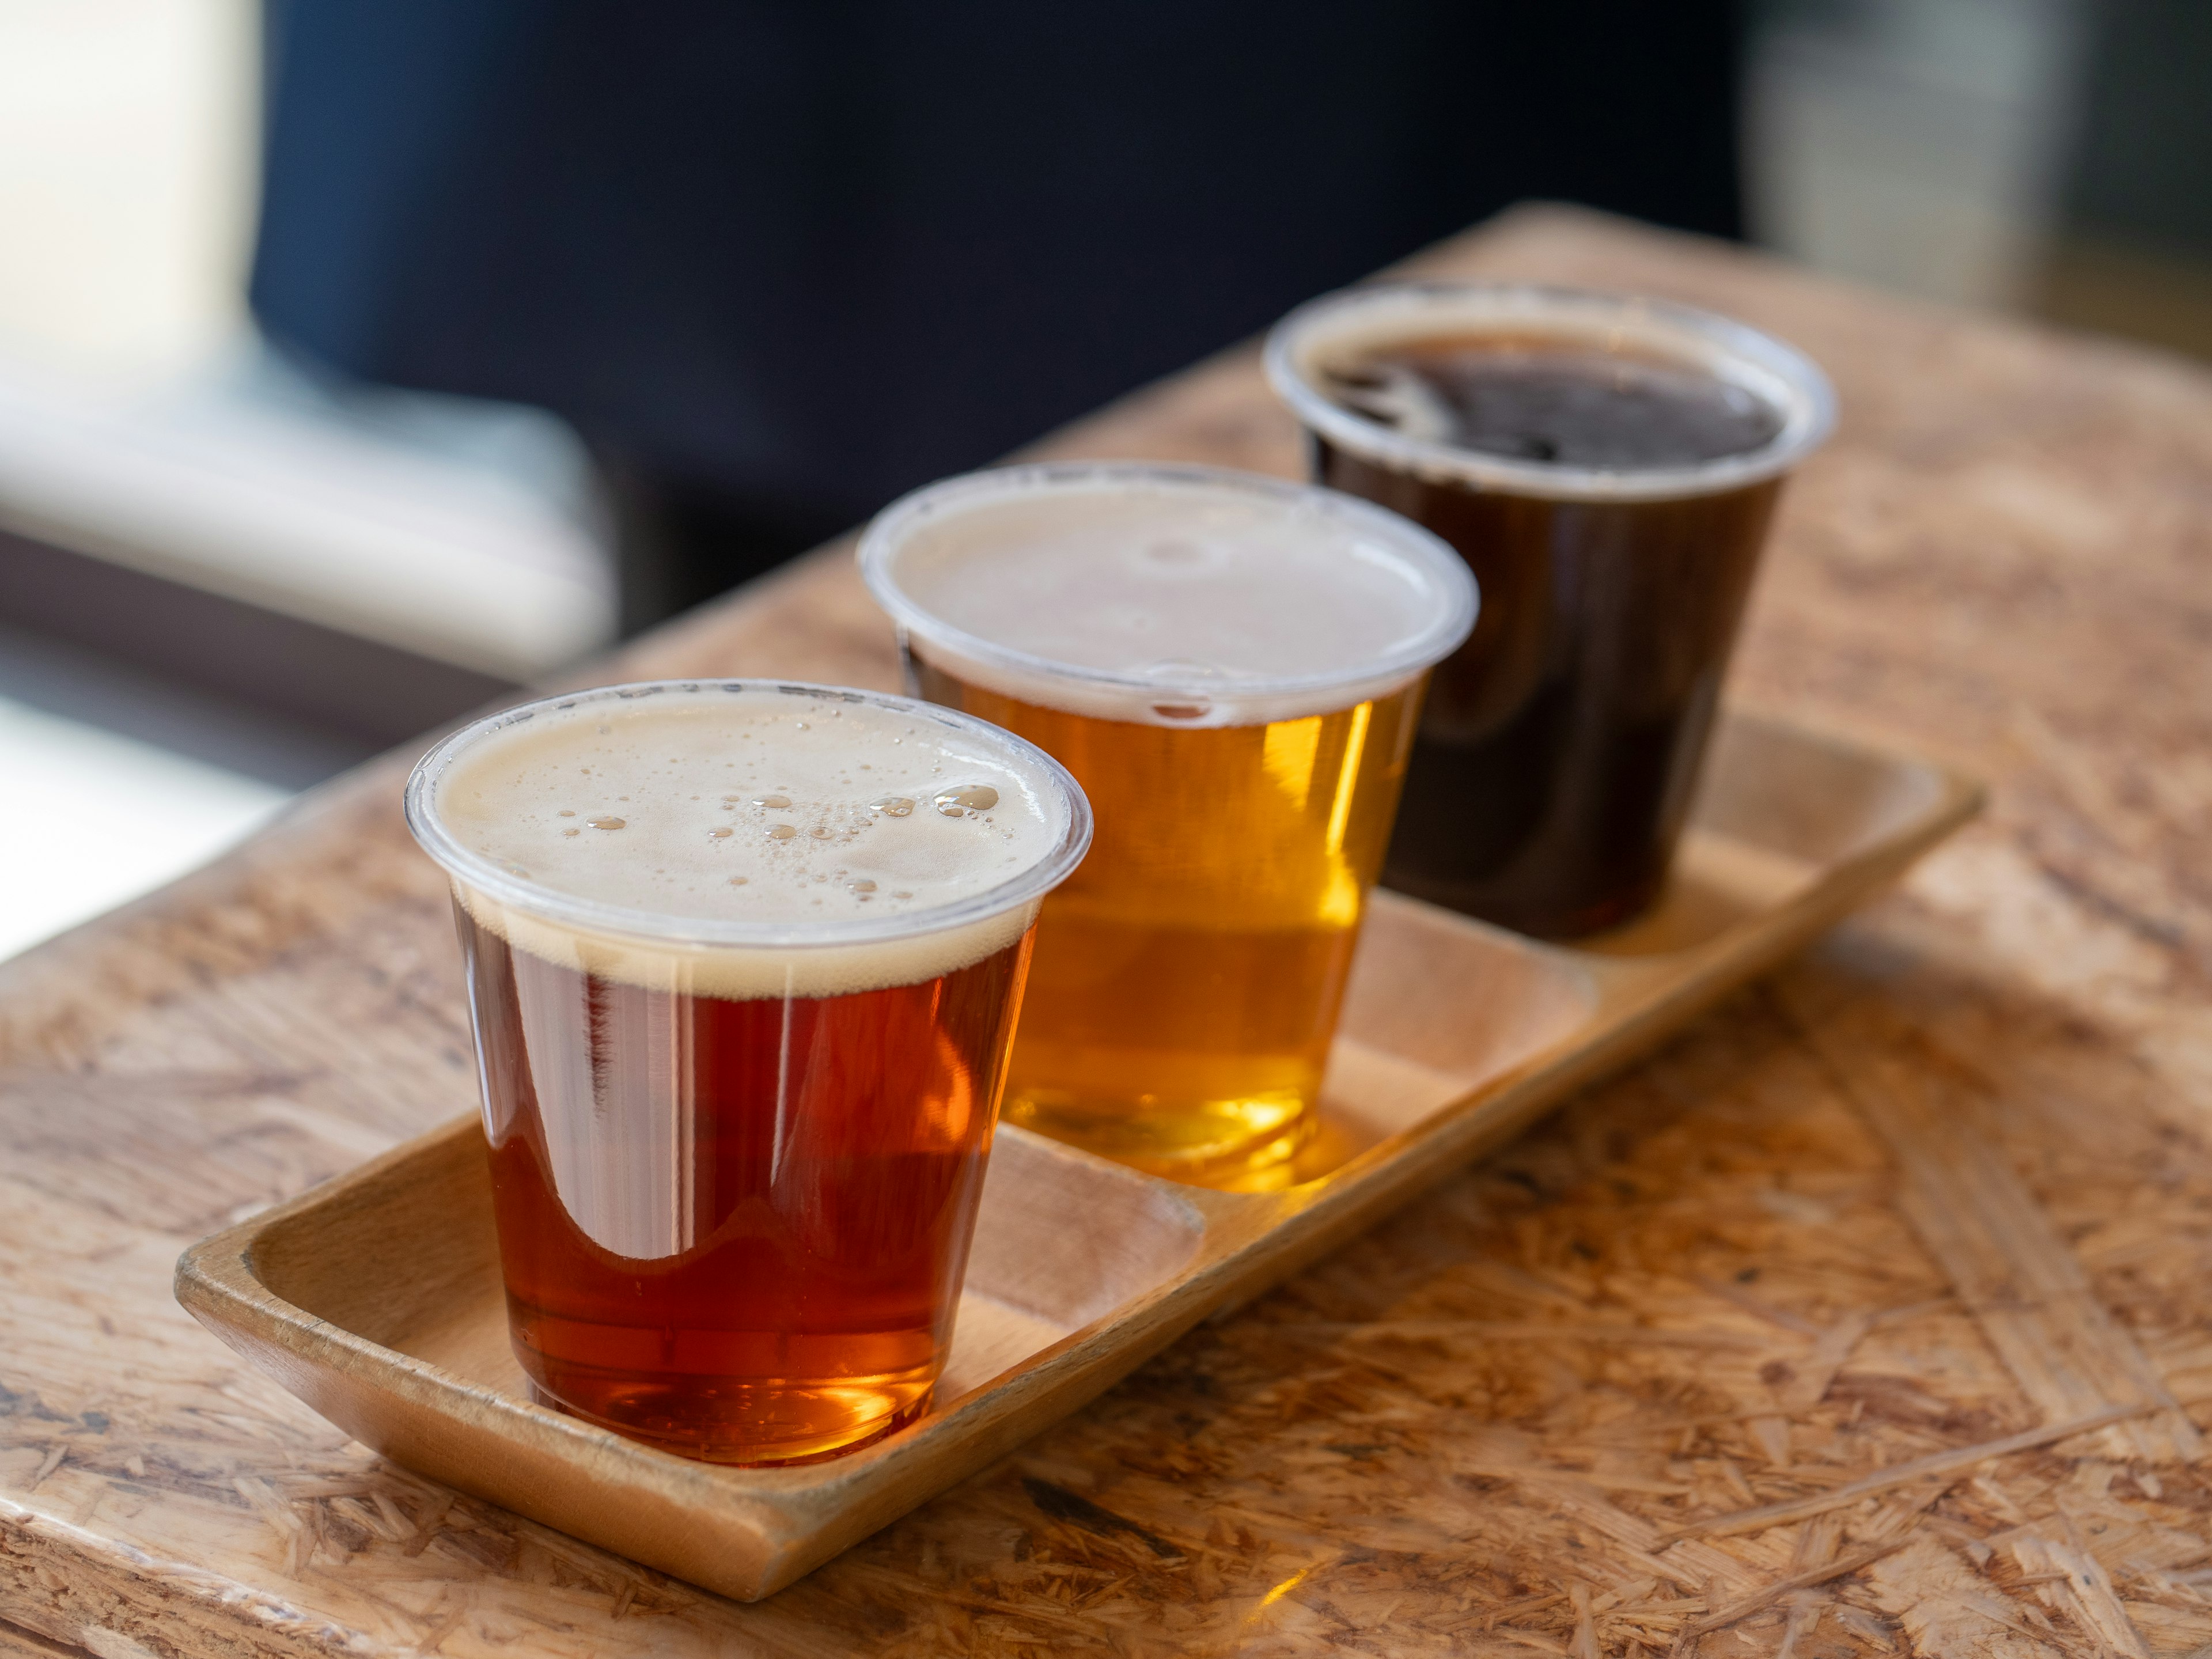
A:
404;680;1089;1463
861;463;1476;1188
1268;285;1835;938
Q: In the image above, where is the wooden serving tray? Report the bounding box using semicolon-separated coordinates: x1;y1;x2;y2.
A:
175;709;1979;1603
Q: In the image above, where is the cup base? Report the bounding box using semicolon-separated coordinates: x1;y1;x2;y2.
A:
514;1325;937;1465
1382;865;1667;942
1006;1089;1316;1191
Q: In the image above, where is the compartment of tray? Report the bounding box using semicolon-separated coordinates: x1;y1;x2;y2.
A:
1321;902;1599;1154
1312;710;1967;1161
1586;712;1955;957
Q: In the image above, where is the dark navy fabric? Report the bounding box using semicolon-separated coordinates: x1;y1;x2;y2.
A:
253;1;1743;541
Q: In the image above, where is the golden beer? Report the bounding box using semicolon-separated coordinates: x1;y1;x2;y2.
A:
862;464;1476;1188
914;660;1417;1183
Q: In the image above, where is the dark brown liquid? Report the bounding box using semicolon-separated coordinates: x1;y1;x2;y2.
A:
1324;340;1783;468
1314;339;1784;936
457;910;1031;1463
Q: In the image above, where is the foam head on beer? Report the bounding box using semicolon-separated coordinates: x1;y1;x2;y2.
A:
862;464;1477;726
413;682;1088;999
404;681;1089;1463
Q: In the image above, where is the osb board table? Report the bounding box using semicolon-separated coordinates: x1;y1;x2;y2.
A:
5;205;2210;1659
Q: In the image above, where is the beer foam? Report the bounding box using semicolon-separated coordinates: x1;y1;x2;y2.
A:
862;466;1475;726
413;684;1085;999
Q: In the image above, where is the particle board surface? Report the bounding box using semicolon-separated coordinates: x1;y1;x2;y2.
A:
5;204;2212;1657
173;709;1975;1602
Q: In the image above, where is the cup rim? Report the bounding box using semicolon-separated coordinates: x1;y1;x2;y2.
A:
857;460;1479;714
402;679;1093;953
1264;281;1837;503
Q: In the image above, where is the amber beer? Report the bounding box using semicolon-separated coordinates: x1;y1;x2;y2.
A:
403;681;1089;1464
1267;286;1836;937
861;464;1476;1188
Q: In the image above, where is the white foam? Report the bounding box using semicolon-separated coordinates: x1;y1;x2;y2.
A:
862;468;1475;726
419;687;1079;998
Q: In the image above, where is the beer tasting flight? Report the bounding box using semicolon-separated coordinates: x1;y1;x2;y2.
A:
400;283;1835;1465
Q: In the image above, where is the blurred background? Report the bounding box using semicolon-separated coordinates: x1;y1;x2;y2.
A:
1;0;2207;961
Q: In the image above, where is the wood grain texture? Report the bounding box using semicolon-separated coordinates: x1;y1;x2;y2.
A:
6;204;2212;1655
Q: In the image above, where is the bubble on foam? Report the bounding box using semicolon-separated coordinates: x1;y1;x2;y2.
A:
875;478;1459;725
429;689;1070;997
934;783;998;817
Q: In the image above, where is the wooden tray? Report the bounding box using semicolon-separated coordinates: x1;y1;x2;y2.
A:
174;709;1979;1603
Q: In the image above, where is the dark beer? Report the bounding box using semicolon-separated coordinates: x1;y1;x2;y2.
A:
404;681;1089;1463
1268;288;1833;937
1318;339;1785;469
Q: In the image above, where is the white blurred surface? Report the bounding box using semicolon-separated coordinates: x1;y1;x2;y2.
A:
0;344;618;679
0;0;258;381
1745;0;2090;308
0;692;285;963
0;0;617;680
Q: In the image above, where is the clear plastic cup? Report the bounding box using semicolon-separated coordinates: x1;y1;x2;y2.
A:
1267;283;1835;936
404;679;1090;1464
860;461;1476;1187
